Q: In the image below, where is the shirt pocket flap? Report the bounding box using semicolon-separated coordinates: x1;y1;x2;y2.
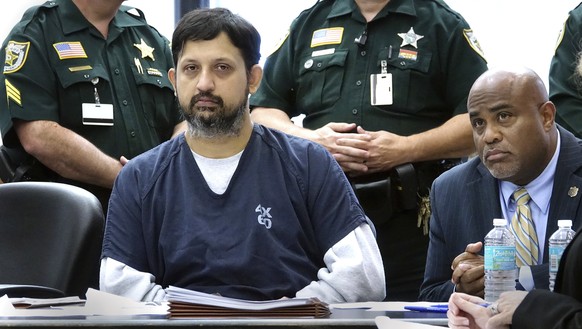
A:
386;50;431;73
134;73;173;90
132;69;173;90
299;49;348;75
54;64;109;89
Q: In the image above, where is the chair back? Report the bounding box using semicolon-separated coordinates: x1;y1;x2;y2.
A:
0;181;104;297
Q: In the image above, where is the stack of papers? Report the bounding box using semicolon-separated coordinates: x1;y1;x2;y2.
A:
166;286;330;318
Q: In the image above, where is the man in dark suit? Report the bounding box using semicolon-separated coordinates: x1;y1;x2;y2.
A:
419;67;582;302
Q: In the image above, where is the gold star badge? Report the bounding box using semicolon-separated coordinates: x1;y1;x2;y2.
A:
133;38;155;61
398;27;424;48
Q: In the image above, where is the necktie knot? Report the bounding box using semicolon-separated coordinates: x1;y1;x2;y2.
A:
513;187;531;206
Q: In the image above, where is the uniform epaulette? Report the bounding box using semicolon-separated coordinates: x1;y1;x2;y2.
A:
40;0;58;9
306;0;329;13
20;6;43;23
424;0;464;21
15;1;57;30
120;5;148;22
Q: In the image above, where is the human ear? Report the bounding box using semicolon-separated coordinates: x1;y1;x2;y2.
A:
168;68;177;93
539;101;556;131
248;64;263;94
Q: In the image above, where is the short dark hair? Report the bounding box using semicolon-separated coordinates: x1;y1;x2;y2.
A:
172;8;261;73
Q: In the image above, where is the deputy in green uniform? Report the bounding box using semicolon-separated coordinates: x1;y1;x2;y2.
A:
0;0;185;209
549;2;582;138
250;0;488;301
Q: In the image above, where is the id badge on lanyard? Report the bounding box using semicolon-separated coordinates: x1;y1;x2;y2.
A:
82;77;114;126
370;59;393;106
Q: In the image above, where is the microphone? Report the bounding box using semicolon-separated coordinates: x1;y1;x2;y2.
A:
354;30;367;47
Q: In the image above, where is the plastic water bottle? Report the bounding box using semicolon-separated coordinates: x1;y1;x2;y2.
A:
549;219;576;291
484;218;517;302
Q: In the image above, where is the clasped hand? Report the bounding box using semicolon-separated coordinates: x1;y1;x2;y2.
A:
314;123;411;175
451;242;485;297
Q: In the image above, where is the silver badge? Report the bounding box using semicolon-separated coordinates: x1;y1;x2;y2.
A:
398;27;424;48
568;186;579;198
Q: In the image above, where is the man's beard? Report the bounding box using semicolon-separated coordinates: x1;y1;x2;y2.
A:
180;91;247;139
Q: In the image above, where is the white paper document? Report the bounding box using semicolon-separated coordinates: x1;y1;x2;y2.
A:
0;289;168;318
375;316;447;328
331;301;439;312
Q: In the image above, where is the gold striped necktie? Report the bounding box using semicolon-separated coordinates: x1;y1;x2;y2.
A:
510;187;539;266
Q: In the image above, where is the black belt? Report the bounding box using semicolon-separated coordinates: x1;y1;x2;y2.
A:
351;159;461;225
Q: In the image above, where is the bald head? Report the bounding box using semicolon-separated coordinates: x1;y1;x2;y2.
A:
468;67;549;109
468;67;557;186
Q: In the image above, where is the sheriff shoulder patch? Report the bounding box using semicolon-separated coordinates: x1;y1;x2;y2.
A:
463;29;486;60
267;28;290;57
554;15;568;54
4;41;30;74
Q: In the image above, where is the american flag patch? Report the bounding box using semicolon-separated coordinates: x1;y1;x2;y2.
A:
398;49;418;61
310;27;343;48
53;42;88;60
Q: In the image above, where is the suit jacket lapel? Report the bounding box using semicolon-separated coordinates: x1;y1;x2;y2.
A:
469;161;502;236
546;127;582;260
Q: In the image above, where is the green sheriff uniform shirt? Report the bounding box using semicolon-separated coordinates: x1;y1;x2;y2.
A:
550;2;582;138
0;0;181;205
249;0;488;135
250;0;488;301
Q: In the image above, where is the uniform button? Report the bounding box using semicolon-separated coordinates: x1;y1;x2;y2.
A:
130;131;136;137
114;69;120;75
352;109;358;115
122;100;128;106
84;74;90;79
360;50;366;56
157;79;162;85
400;61;406;66
317;63;322;68
356;80;362;86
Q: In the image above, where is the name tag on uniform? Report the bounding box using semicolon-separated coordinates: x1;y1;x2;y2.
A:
370;73;393;106
82;103;114;126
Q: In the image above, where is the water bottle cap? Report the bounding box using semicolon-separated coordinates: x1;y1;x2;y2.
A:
558;219;573;227
493;218;507;226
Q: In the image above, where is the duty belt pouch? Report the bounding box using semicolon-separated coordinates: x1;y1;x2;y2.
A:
392;163;418;210
353;175;393;225
352;163;418;226
0;146;21;182
0;146;47;182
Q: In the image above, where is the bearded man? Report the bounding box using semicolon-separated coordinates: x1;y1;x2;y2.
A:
99;7;385;304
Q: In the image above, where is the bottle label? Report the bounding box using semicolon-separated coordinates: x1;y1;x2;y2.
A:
549;246;566;273
484;246;516;270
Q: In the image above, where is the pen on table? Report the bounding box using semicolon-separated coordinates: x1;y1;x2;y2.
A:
404;302;491;313
404;304;448;313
